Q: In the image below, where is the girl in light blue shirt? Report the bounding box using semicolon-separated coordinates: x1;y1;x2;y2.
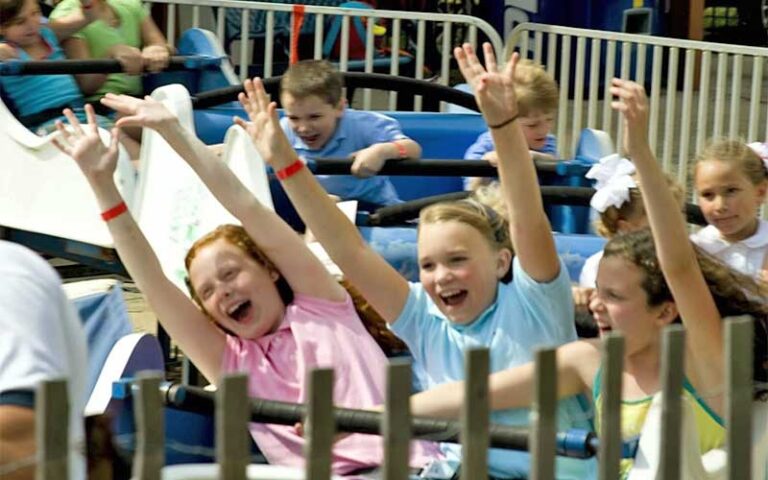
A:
232;43;596;478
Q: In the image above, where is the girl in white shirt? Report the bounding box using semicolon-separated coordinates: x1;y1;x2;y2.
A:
690;140;768;281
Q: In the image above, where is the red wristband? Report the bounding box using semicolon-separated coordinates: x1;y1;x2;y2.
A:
275;159;304;180
101;201;127;221
391;141;407;159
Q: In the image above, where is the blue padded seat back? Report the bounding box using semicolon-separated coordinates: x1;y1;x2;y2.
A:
383;111;487;200
360;226;606;282
72;284;133;398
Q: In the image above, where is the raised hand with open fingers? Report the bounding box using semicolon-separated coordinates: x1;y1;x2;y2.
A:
52;104;119;184
99;93;177;131
453;42;519;127
234;77;296;166
609;78;651;159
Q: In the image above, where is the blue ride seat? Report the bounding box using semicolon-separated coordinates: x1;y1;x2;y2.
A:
360;226;607;282
144;28;238;97
70;283;134;400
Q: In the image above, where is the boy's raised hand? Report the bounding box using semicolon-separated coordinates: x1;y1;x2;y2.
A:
234;78;295;166
454;42;519;127
100;93;177;132
609;79;651;159
53;104;119;183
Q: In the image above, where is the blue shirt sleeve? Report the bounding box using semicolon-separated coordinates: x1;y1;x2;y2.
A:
464;130;494;160
510;256;576;344
361;111;409;144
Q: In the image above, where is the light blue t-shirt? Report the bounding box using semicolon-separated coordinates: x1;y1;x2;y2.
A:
391;257;596;479
0;26;83;128
280;109;408;206
463;131;559;190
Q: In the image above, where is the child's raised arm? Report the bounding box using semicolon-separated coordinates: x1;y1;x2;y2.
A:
53;105;225;382
234;78;411;323
455;43;560;282
610;79;724;404
99;94;346;303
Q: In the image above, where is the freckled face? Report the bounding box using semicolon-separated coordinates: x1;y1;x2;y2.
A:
189;239;284;339
417;220;510;325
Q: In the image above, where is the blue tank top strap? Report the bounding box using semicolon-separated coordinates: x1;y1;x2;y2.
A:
681;377;725;427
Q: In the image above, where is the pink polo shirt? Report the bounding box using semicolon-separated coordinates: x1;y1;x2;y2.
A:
221;293;440;475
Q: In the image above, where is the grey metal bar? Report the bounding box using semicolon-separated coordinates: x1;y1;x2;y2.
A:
132;372;164;480
461;348;490;479
726;316;754;480
598;333;624;480
305;368;334;480
530;347;557;480
35;379;69;480
658;325;685;480
383;360;412;480
217;374;249;480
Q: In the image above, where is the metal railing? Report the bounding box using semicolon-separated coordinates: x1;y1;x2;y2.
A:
507;23;768;195
144;0;502;111
10;319;765;479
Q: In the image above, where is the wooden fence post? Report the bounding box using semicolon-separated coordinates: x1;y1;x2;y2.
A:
35;379;69;480
598;333;624;480
132;371;164;480
530;347;557;480
216;373;249;480
383;359;412;480
658;325;685;480
304;368;334;480
726;316;754;480
461;348;489;480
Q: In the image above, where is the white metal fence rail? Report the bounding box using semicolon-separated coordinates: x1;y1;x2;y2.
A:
143;0;502;111
507;23;768;193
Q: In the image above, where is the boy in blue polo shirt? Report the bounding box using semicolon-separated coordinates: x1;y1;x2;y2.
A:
279;60;421;206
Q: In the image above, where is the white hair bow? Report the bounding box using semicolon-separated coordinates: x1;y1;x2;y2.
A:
747;142;768;171
586;154;638;212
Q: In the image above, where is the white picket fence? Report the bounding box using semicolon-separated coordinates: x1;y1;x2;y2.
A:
143;0;502;111
507;23;768;192
21;317;767;479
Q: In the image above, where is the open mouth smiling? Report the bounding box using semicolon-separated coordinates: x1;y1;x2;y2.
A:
439;289;468;307
227;300;252;322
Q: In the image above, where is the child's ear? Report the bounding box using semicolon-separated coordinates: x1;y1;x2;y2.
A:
269;269;280;282
755;179;768;203
655;301;679;326
495;248;513;279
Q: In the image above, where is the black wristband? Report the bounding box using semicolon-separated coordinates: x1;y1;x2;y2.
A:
488;114;519;130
